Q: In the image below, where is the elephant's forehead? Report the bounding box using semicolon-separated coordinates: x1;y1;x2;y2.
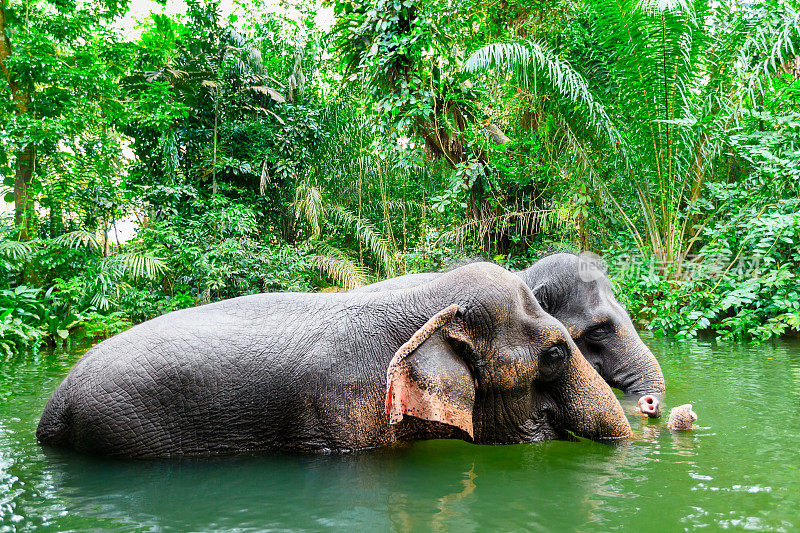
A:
559;279;616;314
535;324;566;343
564;307;616;336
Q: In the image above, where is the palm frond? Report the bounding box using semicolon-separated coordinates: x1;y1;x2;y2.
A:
0;240;32;263
734;0;800;104
115;251;168;280
293;181;325;238
465;41;622;147
437;208;571;248
379;199;427;216
636;0;694;19
314;243;368;290
53;230;102;252
249;85;285;103
259;159;271;196
329;205;396;276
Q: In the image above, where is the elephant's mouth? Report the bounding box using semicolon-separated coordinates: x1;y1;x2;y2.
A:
521;411;575;442
527;401;592;442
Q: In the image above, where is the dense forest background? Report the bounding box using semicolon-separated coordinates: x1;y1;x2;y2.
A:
1;0;799;355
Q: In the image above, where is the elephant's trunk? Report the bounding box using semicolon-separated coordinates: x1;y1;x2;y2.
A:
607;338;665;397
554;347;632;441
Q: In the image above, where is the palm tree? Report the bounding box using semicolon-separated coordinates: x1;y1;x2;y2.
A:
293;178;397;289
465;0;800;275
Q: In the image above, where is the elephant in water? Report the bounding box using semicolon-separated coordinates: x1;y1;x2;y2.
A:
37;263;631;458
352;253;665;398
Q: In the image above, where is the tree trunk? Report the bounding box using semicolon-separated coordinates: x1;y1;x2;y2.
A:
13;143;35;240
578;209;588;252
0;1;9;62
416;118;514;254
2;0;35;240
469;176;483;223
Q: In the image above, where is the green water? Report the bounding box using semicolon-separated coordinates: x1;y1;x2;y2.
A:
2;337;799;532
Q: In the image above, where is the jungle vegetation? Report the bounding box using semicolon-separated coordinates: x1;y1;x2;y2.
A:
1;0;799;355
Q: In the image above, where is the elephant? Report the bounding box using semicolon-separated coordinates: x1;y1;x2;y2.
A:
37;262;632;458
351;253;665;398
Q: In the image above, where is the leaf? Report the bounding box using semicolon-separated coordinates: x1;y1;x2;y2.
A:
314;243;368;289
114;251;168;280
328;206;396;276
249;86;286;103
53;230;102;251
467;40;622;148
293;181;325;238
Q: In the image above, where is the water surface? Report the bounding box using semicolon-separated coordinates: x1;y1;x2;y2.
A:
2;337;799;531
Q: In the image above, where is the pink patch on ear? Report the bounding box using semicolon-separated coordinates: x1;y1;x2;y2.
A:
386;358;474;438
385;382;393;420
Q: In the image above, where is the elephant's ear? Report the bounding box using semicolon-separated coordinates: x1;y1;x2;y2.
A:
531;283;551;313
385;304;476;438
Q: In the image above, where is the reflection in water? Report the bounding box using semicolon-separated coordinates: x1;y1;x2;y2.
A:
36;441;624;531
2;337;800;531
430;465;475;531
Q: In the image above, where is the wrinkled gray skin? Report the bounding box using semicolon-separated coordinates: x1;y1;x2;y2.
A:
353;253;665;397
37;263;631;458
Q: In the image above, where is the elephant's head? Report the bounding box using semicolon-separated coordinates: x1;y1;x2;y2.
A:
386;263;632;444
521;253;665;398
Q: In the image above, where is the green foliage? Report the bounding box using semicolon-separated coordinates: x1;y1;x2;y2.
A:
465;41;619;146
2;0;800;356
80;310;132;340
0;286;47;356
313;242;368;290
0;239;31;270
0;284;81;355
613;197;800;342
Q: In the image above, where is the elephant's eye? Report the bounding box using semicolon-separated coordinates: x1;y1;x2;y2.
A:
584;323;613;342
538;342;568;380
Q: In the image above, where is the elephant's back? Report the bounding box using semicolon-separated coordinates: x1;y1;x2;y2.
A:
38;291;405;456
76;291;343;367
39;294;354;456
350;273;439;293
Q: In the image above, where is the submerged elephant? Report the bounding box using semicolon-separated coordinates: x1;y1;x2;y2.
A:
352;253;665;398
37;262;631;458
